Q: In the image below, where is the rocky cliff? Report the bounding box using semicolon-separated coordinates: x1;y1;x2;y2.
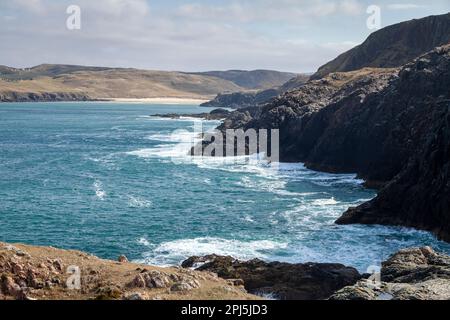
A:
211;45;450;240
312;13;450;79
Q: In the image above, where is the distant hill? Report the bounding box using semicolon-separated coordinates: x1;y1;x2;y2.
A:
312;12;450;79
0;65;296;102
191;70;297;90
201;74;310;109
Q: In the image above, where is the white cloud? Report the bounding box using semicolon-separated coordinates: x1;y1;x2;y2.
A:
84;0;150;17
176;0;366;23
11;0;45;14
387;3;425;10
339;0;364;15
1;0;448;72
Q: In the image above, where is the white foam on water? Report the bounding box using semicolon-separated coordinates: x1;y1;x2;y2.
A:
137;237;152;246
146;130;197;143
311;198;339;206
139;237;288;266
127;144;190;159
127;120;219;160
93;180;106;201
128;196;153;208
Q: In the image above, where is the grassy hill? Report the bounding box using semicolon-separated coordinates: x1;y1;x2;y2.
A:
191;69;297;90
0;64;296;102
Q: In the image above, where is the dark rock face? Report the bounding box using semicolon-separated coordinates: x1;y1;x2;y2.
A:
312;13;450;79
336;45;450;241
182;255;361;300
214;45;450;240
330;247;450;300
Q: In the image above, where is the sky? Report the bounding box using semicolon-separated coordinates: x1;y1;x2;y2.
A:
0;0;449;73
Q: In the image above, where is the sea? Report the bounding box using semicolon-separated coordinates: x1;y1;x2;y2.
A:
1;102;449;272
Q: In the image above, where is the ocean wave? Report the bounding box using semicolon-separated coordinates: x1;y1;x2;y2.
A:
311;198;339;206
126;144;192;159
146;130;196;143
138;237;289;266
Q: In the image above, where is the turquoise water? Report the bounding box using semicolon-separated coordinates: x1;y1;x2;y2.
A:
1;102;449;272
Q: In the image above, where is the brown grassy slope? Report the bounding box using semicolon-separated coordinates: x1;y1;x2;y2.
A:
0;69;245;100
0;242;259;300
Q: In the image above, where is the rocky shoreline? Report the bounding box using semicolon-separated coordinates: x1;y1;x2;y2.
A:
198;45;450;242
2;242;450;300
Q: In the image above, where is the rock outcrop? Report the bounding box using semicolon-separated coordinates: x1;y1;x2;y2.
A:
0;242;257;300
210;45;450;240
336;45;450;240
312;13;450;79
330;247;450;300
182;255;361;300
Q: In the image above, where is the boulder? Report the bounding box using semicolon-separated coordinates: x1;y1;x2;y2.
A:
182;255;361;300
330;247;450;300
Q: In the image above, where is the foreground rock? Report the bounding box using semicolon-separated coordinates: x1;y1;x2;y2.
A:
0;242;257;300
331;247;450;300
182;255;361;300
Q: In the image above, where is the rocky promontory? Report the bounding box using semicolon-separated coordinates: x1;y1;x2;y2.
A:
207;44;450;241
